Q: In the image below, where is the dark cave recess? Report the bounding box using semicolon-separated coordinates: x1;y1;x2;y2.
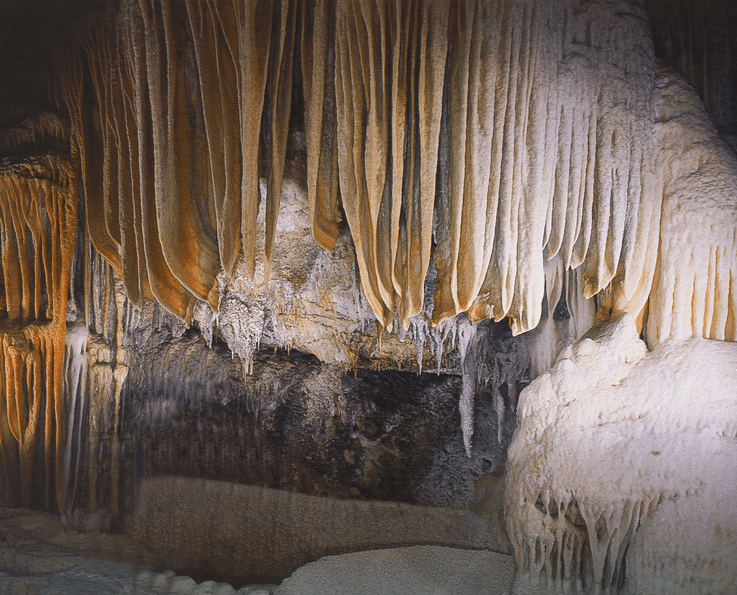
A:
120;329;520;515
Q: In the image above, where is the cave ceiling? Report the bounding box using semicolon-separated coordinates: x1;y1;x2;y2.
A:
0;0;734;343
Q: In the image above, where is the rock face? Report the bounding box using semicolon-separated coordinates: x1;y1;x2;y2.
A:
122;324;518;510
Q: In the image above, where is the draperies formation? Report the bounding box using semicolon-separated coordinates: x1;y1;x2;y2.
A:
58;0;733;344
0;154;78;512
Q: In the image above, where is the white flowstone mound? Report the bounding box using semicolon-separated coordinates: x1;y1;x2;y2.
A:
505;314;737;594
274;545;515;595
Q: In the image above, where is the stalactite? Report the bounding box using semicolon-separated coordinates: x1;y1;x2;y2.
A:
389;0;448;329
59;0;309;318
263;0;297;284
0;153;77;514
139;0;221;304
51;0;737;352
114;22;155;309
56;244;131;521
183;0;240;277
447;0;657;337
79;24;125;278
301;0;341;253
456;318;476;458
234;0;274;280
333;0;451;331
334;0;394;329
122;3;198;321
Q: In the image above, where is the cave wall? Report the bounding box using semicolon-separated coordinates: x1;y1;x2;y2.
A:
646;0;737;151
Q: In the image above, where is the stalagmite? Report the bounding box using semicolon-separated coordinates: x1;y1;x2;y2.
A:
506;314;737;594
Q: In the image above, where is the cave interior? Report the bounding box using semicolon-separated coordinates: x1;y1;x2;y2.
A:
0;0;735;593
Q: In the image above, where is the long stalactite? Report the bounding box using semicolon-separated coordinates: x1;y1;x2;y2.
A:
0;152;78;513
54;0;735;343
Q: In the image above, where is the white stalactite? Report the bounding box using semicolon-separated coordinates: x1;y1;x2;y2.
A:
457;317;476;457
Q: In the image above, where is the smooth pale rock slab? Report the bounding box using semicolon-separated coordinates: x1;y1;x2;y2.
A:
274;545;515;595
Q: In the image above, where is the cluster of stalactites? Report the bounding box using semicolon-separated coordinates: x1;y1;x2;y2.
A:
0;153;78;513
57;0;666;336
337;0;659;336
55;0;327;324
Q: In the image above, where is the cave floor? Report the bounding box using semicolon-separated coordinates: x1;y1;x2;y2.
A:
0;507;275;594
0;507;517;595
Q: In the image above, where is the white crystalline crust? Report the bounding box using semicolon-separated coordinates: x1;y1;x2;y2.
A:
506;314;737;594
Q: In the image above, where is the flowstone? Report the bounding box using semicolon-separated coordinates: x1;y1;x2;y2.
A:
505;314;737;594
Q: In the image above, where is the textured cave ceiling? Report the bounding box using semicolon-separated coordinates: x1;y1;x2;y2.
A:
1;0;735;338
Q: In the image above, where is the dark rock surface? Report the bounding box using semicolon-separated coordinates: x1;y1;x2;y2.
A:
121;322;520;516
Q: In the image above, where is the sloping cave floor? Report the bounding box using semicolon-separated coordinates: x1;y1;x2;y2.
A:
0;506;277;593
0;505;516;594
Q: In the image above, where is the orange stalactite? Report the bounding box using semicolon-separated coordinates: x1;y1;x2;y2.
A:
52;0;734;347
0;155;77;513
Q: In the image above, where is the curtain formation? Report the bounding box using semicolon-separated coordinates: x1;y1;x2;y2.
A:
0;0;734;530
0;153;78;511
56;0;670;337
